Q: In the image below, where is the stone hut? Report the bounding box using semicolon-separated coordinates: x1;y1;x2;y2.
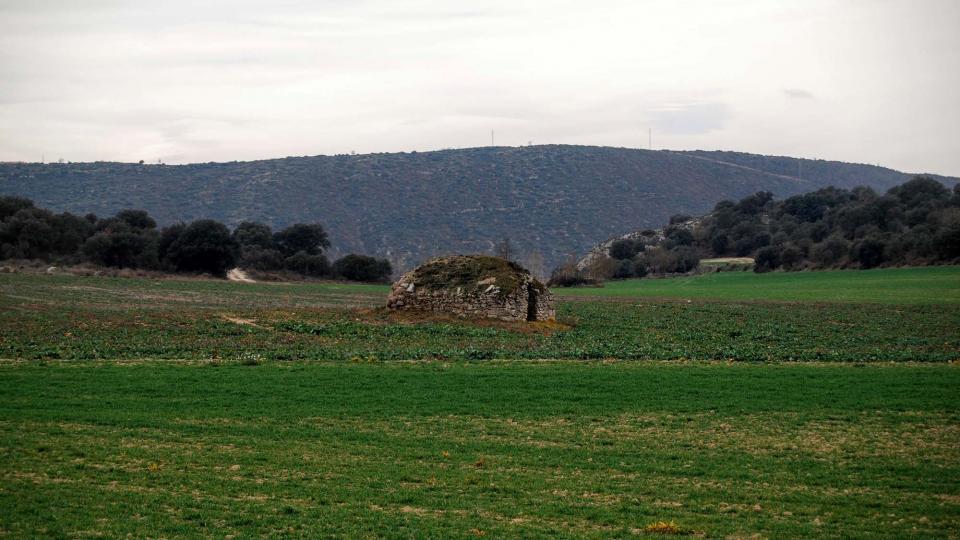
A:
386;255;555;322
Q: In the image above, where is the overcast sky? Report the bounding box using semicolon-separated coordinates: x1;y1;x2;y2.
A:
1;0;958;174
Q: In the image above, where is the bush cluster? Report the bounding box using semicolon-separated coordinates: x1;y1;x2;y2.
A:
0;198;392;282
601;222;702;279
702;177;960;272
551;176;959;283
546;255;602;287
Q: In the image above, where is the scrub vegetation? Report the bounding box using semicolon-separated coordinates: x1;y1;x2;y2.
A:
572;176;960;282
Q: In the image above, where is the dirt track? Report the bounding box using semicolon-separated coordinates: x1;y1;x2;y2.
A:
226;268;255;283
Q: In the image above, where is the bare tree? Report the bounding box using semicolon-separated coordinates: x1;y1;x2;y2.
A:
524;249;546;279
495;236;513;261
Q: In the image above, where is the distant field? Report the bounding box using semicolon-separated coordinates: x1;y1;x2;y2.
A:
2;361;958;538
555;266;960;304
0;273;390;310
697;257;755;272
2;272;958;362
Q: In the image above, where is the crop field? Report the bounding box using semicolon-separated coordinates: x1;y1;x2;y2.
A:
1;270;958;363
2;268;959;537
555;266;960;304
2;361;959;538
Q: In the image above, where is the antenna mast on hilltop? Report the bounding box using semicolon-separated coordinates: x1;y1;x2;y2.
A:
491;130;495;147
648;128;652;150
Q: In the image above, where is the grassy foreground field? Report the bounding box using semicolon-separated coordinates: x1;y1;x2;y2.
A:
2;361;959;538
1;267;959;537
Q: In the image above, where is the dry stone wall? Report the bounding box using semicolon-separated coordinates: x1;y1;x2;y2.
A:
386;255;555;322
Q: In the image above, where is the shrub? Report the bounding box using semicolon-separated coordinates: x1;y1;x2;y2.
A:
632;257;649;278
241;248;285;271
114;209;156;230
583;255;618;280
710;234;729;256
0;208;56;259
609;239;637;260
644;246;699;274
612;259;634;279
811;235;850;267
888;176;950;206
51;213;95;257
664;227;694;248
163;220;239;276
157;222;186;266
670;246;700;273
754;246;781;273
0;196;34;221
852;236;887;269
780;245;804;269
82;227;159;269
332;254;392;282
284;251;330;277
935;222;960;260
232;222;274;250
273;223;329;257
548;255;603;286
735;191;774;214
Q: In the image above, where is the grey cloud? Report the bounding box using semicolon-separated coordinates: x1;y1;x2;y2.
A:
784;88;815;99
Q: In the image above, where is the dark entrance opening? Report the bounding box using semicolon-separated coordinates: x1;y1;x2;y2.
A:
526;286;538;321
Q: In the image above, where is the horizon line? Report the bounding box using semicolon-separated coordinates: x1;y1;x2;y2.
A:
1;144;956;178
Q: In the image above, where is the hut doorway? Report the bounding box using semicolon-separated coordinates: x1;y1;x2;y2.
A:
526;286;538;321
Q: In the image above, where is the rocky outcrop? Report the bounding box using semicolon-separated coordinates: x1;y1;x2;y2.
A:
386;255;555;322
576;215;706;271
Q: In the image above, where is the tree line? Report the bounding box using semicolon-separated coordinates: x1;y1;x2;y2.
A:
557;176;960;283
0;197;392;282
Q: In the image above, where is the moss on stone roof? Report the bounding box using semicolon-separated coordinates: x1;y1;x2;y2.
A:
411;255;527;295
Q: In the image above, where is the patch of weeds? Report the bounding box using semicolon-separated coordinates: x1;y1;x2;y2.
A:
641;520;695;535
236;352;263;366
464;348;494;361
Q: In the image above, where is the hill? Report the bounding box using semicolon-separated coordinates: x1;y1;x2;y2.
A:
1;145;953;272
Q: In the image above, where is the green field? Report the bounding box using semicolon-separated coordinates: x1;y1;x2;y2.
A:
555;266;960;304
2;361;959;538
1;270;958;362
2;268;959;537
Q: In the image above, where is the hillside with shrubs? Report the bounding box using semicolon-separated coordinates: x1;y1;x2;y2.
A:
559;177;960;283
2;145;948;274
